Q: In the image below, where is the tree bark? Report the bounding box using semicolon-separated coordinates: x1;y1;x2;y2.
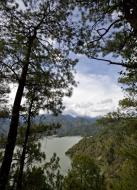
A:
0;37;34;190
16;99;33;190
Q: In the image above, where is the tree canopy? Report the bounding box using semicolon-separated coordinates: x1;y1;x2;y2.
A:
0;0;88;188
0;0;137;189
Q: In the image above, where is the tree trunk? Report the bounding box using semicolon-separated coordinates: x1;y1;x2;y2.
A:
16;99;33;190
123;0;137;33
0;37;34;190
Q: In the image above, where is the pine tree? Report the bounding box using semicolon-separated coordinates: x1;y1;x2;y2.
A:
70;0;137;69
0;1;85;188
63;154;105;190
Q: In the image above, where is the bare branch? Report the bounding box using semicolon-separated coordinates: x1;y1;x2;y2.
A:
89;19;122;44
0;61;19;81
90;56;137;69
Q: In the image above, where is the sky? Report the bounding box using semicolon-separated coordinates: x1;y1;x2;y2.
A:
9;1;124;118
9;54;123;118
63;54;123;117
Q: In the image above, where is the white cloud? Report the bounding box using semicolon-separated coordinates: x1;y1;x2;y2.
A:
63;73;123;117
9;72;123;118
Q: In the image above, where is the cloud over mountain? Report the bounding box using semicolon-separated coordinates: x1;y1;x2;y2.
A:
63;72;123;117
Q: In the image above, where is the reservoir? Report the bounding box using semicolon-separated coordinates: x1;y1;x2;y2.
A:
41;136;82;174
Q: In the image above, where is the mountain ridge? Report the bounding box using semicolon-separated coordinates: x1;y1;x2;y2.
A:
0;114;101;136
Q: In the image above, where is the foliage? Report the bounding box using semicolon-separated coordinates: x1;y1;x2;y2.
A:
118;68;137;116
67;61;137;189
21;153;63;190
3;129;64;190
63;154;105;190
70;1;137;69
0;0;137;189
66;118;136;189
0;0;87;187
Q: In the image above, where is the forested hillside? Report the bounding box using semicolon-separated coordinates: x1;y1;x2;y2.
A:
34;114;100;136
0;115;100;136
66;118;137;189
66;60;137;189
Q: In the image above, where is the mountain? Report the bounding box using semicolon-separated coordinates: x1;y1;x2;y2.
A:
66;119;137;189
33;114;101;136
0;118;10;135
0;114;101;136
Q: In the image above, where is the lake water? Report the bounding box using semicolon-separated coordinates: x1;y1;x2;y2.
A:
40;136;82;174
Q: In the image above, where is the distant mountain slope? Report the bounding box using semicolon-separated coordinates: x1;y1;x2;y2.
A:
0;118;10;135
0;114;101;136
33;114;101;136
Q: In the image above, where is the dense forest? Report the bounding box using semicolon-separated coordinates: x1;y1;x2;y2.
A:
0;0;137;190
66;118;137;189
